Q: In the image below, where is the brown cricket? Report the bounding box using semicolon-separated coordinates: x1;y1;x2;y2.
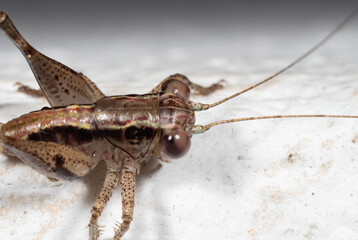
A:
0;9;357;240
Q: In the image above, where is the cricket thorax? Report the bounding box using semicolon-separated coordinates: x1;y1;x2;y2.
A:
94;94;161;160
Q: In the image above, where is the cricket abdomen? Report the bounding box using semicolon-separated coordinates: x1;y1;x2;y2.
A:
1;104;99;145
0;105;104;180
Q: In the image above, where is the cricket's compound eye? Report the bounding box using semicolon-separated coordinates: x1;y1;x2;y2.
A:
161;79;190;100
161;129;191;159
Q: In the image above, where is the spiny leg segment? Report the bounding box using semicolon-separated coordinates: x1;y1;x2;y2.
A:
89;162;137;240
113;165;136;240
90;171;120;240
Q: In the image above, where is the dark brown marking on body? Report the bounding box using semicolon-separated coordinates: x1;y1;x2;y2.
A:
124;126;154;145
53;154;78;180
27;126;100;146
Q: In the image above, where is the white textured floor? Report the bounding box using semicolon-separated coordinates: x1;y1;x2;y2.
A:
1;11;358;240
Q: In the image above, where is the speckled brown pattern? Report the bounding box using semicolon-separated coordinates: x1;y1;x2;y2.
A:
2;136;92;180
114;166;136;239
89;171;120;239
0;12;104;107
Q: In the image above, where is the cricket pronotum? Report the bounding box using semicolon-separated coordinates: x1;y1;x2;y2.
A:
1;7;358;240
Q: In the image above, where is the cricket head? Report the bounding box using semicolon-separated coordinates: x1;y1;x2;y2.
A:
158;79;195;160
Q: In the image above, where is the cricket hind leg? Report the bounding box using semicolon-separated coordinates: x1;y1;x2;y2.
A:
151;73;225;96
0;12;105;107
0;135;93;181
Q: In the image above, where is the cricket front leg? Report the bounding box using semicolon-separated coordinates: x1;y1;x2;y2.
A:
151;73;225;95
89;171;120;240
113;165;137;240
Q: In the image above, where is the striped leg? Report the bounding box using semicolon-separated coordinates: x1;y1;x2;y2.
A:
89;171;120;240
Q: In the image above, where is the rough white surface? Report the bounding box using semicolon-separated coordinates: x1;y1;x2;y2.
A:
1;13;358;240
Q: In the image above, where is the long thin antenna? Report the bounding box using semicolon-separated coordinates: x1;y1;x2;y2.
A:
191;7;358;111
191;114;358;134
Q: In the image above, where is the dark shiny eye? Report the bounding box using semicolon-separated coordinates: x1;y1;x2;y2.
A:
161;129;191;159
160;79;190;100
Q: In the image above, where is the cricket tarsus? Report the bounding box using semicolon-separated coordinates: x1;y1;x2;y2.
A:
196;7;358;111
